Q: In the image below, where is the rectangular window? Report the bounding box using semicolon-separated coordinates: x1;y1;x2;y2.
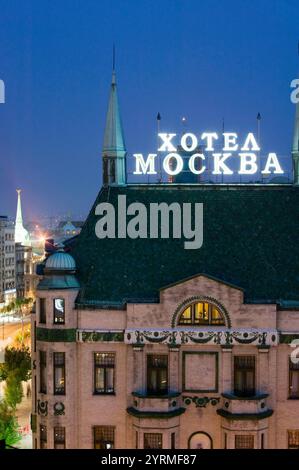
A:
39;298;46;324
234;356;255;397
224;433;227;449
40;424;47;449
147;355;168;395
235;435;254;449
53;352;65;395
289;358;299;399
288;430;299;449
171;432;176;449
94;353;115;394
53;298;65;324
136;431;138;449
144;433;163;449
39;351;47;394
93;426;115;449
54;427;65;449
261;433;264;449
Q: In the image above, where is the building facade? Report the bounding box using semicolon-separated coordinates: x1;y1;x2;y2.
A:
0;215;16;306
31;67;299;449
15;243;41;299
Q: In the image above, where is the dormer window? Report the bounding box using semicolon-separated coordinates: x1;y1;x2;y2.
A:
178;301;225;326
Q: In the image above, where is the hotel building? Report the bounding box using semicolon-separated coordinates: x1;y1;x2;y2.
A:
31;66;299;449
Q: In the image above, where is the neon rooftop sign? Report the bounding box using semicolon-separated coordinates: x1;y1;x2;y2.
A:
133;132;284;177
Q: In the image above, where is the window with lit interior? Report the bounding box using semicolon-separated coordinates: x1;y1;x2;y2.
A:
53;298;65;324
178;301;225;326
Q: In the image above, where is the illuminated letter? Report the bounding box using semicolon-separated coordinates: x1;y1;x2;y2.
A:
212;153;233;175
223;133;238;151
188;153;206;174
133;154;157;175
127;203;148;239
181;133;198;152
201;132;218;151
95;203;115;238
163;153;184;175
290;78;299;104
0;80;4;104
183;203;203;250
238;153;258;174
261;153;284;174
241;133;260;151
158;133;177;152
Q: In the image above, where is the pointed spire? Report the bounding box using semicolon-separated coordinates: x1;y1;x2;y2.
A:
102;47;126;186
15;189;30;245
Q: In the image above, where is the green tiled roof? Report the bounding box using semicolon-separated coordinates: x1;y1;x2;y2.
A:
71;184;299;307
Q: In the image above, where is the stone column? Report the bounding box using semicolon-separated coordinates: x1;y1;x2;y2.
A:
221;346;233;394
132;344;145;393
168;345;180;393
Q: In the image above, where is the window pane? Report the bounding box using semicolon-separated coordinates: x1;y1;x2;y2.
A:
144;433;162;449
54;298;65;324
289;370;299;398
235;435;254;449
94;426;114;449
106;368;114;393
40;425;47;449
54;353;65;394
234;356;255;397
288;430;299;449
211;306;225;325
147;355;168;395
178;306;191;324
95;368;105;392
40;298;46;324
54;427;65;449
39;350;47;394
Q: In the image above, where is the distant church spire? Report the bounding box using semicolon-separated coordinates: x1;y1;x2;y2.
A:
102;48;126;186
15;189;30;245
293;43;299;184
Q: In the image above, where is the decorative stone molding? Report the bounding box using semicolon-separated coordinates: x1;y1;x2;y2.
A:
183;396;220;408
125;329;278;346
77;330;124;342
171;296;232;328
37;399;48;416
54;402;65;416
36;328;76;342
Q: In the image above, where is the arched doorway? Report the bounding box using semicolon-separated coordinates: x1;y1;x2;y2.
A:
188;432;213;449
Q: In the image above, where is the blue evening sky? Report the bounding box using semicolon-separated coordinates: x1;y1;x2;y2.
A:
0;0;298;220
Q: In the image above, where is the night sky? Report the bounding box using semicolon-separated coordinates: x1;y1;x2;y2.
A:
0;0;298;220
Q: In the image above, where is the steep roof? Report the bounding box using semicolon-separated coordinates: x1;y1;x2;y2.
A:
71;184;299;307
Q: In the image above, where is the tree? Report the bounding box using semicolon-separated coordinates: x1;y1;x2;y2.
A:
0;400;21;446
0;346;31;382
4;372;23;410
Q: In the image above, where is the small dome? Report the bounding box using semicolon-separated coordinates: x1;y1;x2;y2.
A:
45;250;76;272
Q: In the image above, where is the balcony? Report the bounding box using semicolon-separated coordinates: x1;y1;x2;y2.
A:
127;391;185;419
217;392;273;420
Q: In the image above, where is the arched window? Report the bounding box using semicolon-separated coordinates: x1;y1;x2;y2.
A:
178;301;225;326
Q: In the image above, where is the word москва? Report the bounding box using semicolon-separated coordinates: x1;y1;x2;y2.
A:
133;132;284;176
